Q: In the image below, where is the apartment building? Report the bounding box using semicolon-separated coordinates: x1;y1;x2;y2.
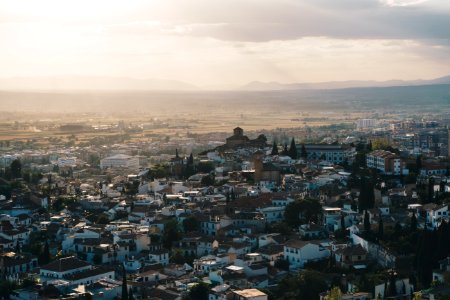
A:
366;150;406;175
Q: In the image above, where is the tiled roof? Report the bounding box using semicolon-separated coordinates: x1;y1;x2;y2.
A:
41;256;90;272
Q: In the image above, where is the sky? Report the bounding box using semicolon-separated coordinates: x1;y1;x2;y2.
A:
1;0;450;88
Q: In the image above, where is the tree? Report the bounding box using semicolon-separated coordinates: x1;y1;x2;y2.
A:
416;155;422;172
187;153;194;165
128;287;134;300
170;248;186;264
275;270;328;300
10;159;22;179
230;189;236;201
271;141;279;156
388;271;398;297
289;138;298;159
96;214;110;224
436;221;450;260
39;240;51;265
427;177;435;204
284;198;322;227
0;281;18;300
93;253;102;265
182;216;200;232
367;140;373;151
121;265;128;300
163;219;181;249
340;215;346;235
378;216;384;240
410;212;417;232
324;287;343;300
184;282;210;300
201;175;214;186
274;258;290;271
364;210;370;232
22;171;31;183
301;144;307;159
281;143;289;156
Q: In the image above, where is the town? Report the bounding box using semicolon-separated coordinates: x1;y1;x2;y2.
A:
1;114;450;300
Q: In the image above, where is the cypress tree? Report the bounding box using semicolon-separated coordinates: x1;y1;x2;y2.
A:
364;210;370;232
427;177;435;204
39;240;51;265
358;177;368;211
410;212;417;232
417;230;433;286
289;138;298;159
188;153;194;165
378;216;384;240
281;143;288;156
129;287;134;300
416;155;422;172
10;159;22;179
301;144;307;159
437;221;450;260
122;265;128;300
359;177;375;211
271;141;279;156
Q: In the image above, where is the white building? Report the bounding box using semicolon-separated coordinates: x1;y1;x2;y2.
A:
284;240;330;269
258;206;285;224
39;257;91;282
300;144;356;164
356;119;378;130
100;154;139;169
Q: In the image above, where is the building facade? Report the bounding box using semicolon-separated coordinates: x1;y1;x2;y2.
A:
100;154;139;169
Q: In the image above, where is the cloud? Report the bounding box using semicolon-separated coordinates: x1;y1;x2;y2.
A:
89;0;450;44
381;0;429;7
0;0;449;85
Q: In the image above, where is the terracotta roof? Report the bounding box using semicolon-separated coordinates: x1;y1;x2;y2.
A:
41;256;90;272
336;244;367;256
65;266;112;281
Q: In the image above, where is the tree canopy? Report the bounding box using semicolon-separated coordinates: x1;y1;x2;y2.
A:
284;198;322;227
289;138;298;159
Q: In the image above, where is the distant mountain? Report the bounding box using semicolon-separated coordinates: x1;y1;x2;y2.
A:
0;76;199;91
240;75;450;91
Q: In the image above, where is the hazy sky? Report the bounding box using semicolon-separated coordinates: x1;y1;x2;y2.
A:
1;0;450;87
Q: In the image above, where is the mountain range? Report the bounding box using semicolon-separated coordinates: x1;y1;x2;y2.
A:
240;75;450;91
0;76;198;91
0;75;450;91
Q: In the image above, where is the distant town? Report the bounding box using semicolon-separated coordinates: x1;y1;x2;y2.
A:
0;112;450;300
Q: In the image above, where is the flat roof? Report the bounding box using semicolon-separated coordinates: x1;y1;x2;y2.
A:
226;265;244;271
233;289;267;297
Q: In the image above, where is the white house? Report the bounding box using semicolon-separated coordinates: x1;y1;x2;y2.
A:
39;257;91;282
425;204;448;228
258;206;285;224
283;240;330;269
